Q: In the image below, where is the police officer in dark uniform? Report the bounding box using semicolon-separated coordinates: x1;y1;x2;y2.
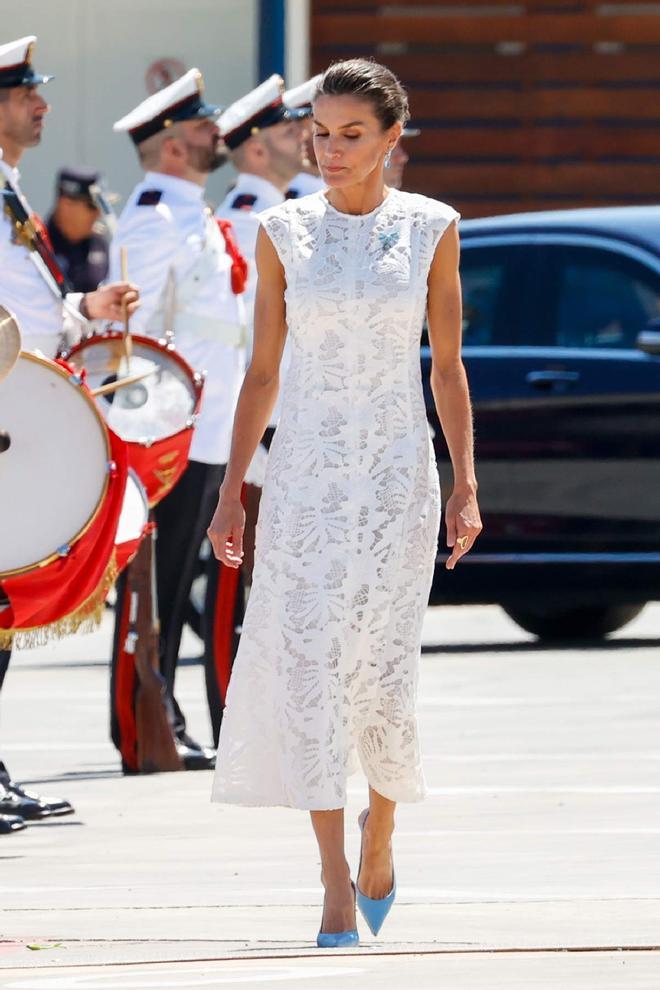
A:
46;167;113;293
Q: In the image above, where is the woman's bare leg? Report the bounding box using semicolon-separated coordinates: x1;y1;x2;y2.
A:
310;809;356;933
357;786;396;899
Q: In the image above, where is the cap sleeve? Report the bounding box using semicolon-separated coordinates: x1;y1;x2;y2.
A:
257;205;291;271
417;198;460;276
428;202;460;254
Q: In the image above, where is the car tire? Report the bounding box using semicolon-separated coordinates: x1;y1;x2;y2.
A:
503;603;646;641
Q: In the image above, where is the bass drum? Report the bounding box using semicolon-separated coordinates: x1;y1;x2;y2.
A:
0;352;127;646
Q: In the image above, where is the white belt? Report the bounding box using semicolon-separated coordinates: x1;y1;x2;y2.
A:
171;312;246;348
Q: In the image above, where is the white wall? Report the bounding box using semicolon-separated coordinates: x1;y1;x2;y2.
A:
2;0;259;213
285;0;310;88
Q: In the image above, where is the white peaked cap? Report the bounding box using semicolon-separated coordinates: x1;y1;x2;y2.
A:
0;36;53;87
219;74;283;141
0;35;35;68
219;74;309;150
113;68;221;145
283;74;323;109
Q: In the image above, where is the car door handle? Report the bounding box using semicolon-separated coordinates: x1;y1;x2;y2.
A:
525;370;581;389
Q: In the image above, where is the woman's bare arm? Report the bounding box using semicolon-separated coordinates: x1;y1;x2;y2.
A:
426;220;482;569
207;225;287;566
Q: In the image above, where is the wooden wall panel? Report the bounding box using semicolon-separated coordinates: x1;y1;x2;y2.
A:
313;14;660;46
311;1;660;217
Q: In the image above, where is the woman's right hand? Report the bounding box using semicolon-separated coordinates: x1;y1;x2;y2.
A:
207;490;245;568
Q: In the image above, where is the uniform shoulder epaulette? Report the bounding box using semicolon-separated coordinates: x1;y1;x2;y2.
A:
230;193;257;211
137;189;163;207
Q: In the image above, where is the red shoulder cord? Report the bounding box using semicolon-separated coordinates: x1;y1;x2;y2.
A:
31;214;55;252
216;218;248;295
30;213;69;293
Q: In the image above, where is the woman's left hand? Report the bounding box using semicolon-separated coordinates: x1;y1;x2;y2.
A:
445;488;482;570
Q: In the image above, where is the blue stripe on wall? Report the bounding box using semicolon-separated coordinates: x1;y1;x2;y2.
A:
259;0;286;80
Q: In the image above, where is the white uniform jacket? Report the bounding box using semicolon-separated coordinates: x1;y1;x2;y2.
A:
0;150;84;356
286;171;325;199
215;172;284;332
109;172;246;465
216;173;288;427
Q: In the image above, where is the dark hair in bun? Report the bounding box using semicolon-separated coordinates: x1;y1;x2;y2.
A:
316;58;410;131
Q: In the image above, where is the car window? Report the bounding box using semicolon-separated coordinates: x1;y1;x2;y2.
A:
460;261;506;345
554;249;660;349
457;244;537;347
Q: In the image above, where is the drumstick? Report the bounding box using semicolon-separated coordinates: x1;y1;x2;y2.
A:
120;246;132;373
91;369;155;398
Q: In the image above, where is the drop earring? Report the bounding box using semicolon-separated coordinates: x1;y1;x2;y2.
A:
384;147;393;168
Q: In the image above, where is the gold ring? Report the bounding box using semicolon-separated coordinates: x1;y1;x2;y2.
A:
457;535;469;551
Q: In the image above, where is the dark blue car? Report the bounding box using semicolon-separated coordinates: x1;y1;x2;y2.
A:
424;205;660;639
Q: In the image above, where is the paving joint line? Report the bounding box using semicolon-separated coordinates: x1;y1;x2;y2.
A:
5;894;660;912
1;943;660;971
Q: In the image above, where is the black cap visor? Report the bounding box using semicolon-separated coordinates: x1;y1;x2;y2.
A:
225;102;310;150
130;94;222;146
0;64;54;89
286;106;312;121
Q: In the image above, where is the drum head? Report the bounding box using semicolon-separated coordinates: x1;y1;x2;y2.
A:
0;354;110;576
115;469;149;547
0;307;21;384
72;337;197;443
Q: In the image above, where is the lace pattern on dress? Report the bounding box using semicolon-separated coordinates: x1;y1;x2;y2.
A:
212;189;460;810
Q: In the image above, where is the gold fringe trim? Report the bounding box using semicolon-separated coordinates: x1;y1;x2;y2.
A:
0;551;119;651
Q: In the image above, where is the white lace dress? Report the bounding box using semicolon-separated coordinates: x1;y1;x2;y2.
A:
211;189;460;810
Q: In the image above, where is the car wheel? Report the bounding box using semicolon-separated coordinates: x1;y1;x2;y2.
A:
503;604;646;641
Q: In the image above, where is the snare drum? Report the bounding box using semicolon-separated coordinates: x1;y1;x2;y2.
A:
0;352;128;647
65;332;204;507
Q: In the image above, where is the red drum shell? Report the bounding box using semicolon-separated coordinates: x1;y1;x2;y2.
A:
65;332;204;507
0;361;128;644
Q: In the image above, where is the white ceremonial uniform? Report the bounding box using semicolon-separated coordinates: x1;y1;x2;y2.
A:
216;173;288;430
110;172;245;465
216;172;284;330
286;171;325;199
0;150;84;357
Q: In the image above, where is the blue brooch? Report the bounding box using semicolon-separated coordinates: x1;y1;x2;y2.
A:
378;228;400;253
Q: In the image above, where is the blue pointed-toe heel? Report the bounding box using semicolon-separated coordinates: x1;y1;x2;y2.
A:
316;880;360;948
356;808;396;937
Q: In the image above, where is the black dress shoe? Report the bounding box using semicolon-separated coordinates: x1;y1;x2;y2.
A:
5;782;73;817
0;784;50;820
175;741;216;771
175;731;207;752
0;813;26;835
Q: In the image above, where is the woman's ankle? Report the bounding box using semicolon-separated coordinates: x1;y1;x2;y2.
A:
363;814;395;851
320;859;352;890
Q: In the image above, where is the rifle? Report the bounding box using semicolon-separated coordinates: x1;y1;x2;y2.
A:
126;525;183;773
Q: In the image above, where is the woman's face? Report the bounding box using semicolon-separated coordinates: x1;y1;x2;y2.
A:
312;94;401;188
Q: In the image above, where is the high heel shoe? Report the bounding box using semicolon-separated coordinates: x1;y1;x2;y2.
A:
316;880;360;948
356;808;396;936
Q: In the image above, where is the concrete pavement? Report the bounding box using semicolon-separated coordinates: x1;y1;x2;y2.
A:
0;603;659;988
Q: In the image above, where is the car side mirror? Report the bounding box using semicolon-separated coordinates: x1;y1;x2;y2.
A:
636;318;660;356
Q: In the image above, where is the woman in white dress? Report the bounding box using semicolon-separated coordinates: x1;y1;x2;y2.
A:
208;59;482;946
